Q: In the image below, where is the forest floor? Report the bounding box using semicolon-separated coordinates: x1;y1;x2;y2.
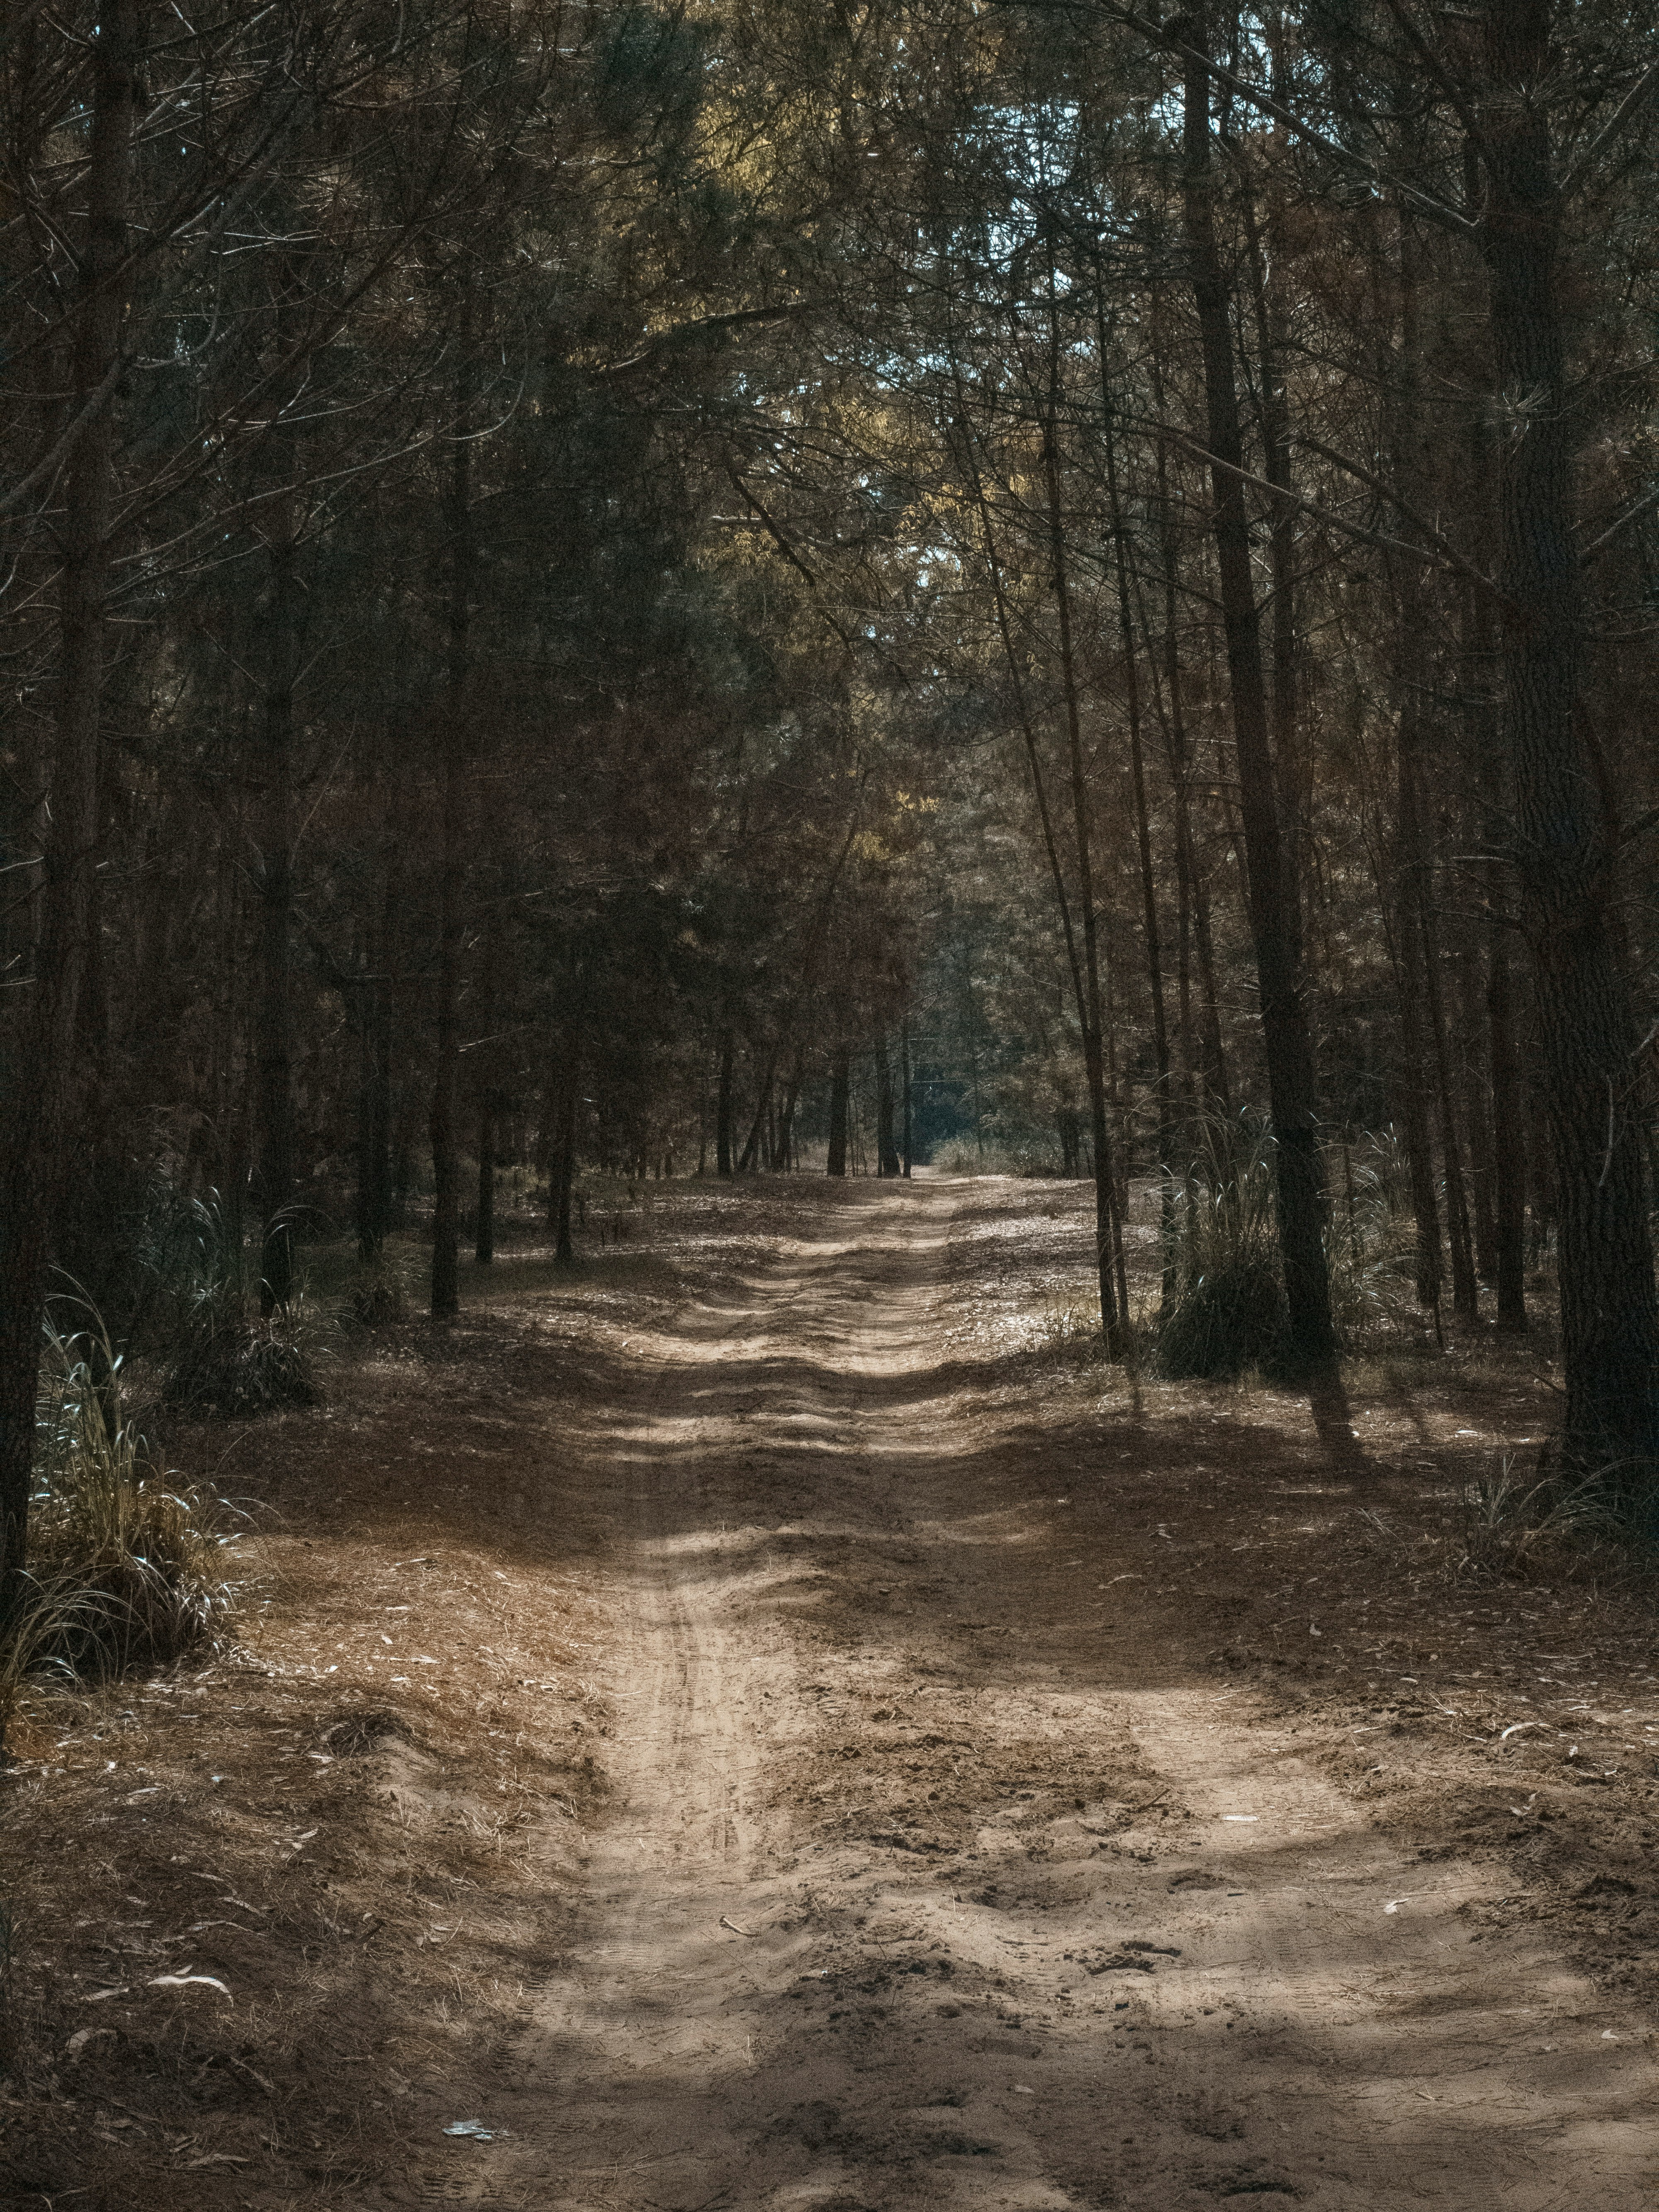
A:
3;1173;1659;2210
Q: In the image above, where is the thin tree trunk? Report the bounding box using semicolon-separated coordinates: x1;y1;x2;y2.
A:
1488;924;1528;1331
474;920;498;1267
951;351;1120;1342
1420;875;1479;1321
358;816;397;1260
1147;379;1232;1149
1392;913;1446;1326
1460;945;1499;1284
1101;382;1175;1312
1481;0;1654;1462
900;1021;913;1178
1462;282;1529;1334
429;301;474;1319
255;487;301;1313
737;1047;776;1173
474;1104;496;1263
715;1028;735;1178
550;1055;578;1263
1039;318;1122;1349
779;1048;803;1172
1241;183;1306;977
827;1048;850;1176
1181;13;1334;1369
874;1035;900;1176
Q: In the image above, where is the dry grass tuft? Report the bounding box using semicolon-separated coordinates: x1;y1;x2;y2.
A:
2;1309;240;1739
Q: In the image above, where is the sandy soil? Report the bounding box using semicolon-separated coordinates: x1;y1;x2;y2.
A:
4;1173;1657;2208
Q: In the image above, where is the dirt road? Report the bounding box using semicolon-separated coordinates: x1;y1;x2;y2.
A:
443;1176;1654;2210
11;1173;1656;2209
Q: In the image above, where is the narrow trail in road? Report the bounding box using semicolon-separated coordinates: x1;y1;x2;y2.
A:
457;1177;1651;2211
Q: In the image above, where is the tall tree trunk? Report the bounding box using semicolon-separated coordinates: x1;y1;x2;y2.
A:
1380;207;1447;1324
779;1049;803;1172
1241;187;1306;979
1462;284;1529;1334
952;350;1119;1339
1389;843;1446;1322
1420;874;1480;1321
827;1048;850;1177
1181;13;1334;1370
474;912;499;1267
1460;944;1499;1284
357;817;397;1261
255;489;301;1314
715;1028;735;1178
1488;925;1528;1331
0;0;138;1620
900;1021;913;1178
874;1034;900;1176
474;1098;496;1264
1481;0;1655;1463
429;307;474;1319
1040;323;1122;1350
1102;384;1175;1312
1147;379;1232;1150
550;1054;578;1264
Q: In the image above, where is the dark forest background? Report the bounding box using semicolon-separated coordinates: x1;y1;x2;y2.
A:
5;0;1659;1628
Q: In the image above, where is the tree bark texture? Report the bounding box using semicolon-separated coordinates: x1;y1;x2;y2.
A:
1181;14;1335;1369
1481;0;1657;1466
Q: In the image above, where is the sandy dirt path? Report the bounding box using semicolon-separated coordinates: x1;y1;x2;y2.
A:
426;1178;1653;2210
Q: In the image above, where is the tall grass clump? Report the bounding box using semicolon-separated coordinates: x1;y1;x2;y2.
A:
2;1308;238;1729
1154;1120;1421;1379
1322;1129;1421;1346
1452;1454;1625;1580
1155;1121;1288;1379
141;1189;322;1414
